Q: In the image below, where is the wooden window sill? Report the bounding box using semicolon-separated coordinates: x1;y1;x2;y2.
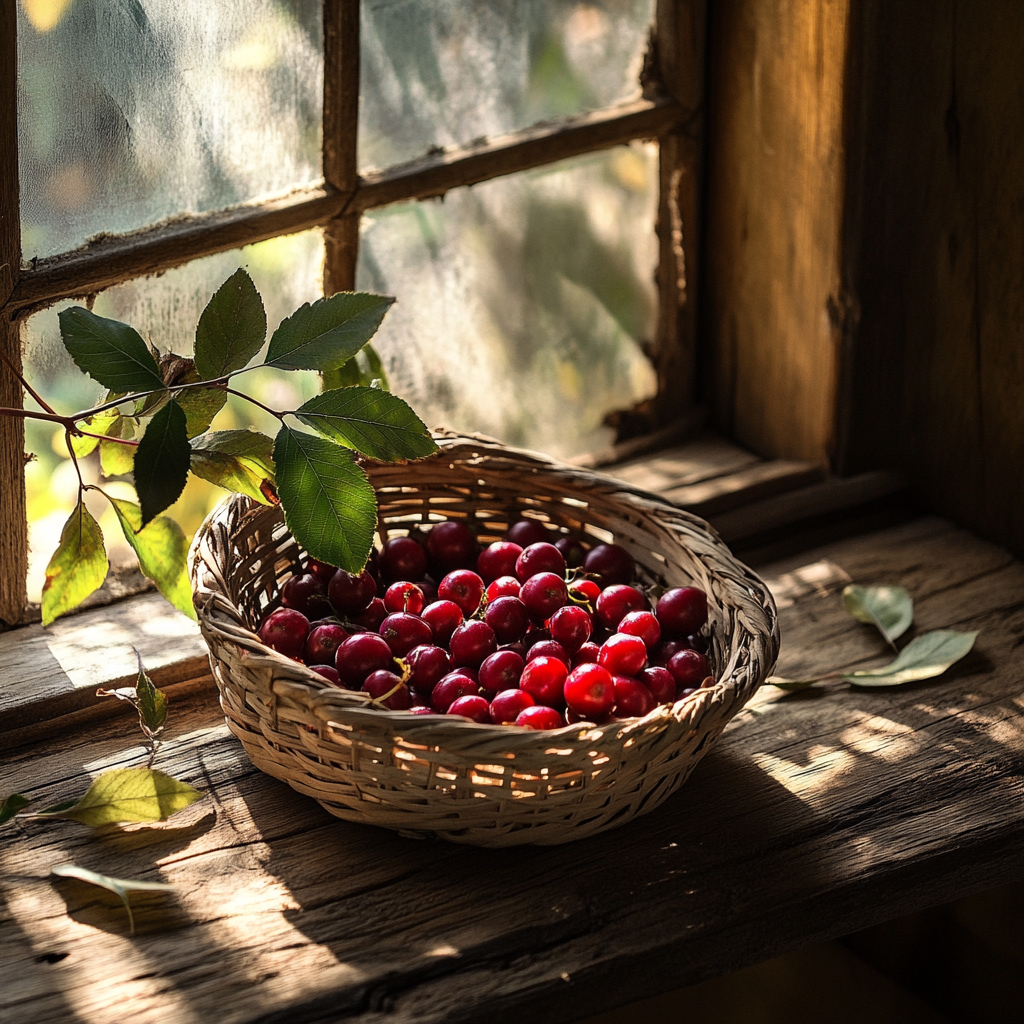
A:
7;435;1019;1024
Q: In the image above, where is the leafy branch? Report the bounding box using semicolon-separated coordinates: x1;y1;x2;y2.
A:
2;269;438;625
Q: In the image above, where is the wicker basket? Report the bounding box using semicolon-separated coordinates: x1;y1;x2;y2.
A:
188;431;780;847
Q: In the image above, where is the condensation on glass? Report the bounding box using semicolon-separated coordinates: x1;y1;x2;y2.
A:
357;144;659;460
359;0;656;171
21;230;324;603
17;0;323;261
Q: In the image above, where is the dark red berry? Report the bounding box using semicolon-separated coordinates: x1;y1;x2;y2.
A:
404;644;452;695
598;633;648;676
595;585;647;630
308;664;342;686
564;663;616;718
667;648;710;690
379;612;433;657
431;672;478;712
426;520;478;575
478;650;525;695
383;581;425;615
640;666;677;704
515;705;563;730
505;519;549;548
486;575;521;602
258;607;310;659
304;622;349;665
379;536;427;583
572;641;601;667
449;619;497;667
421;600;463;644
362;669;412;710
489;688;534;724
351;596;387;632
305;557;338;584
515;542;566;582
447;694;490;722
651;639;691;667
484;596;530;644
519;656;568;707
335;632;393;688
281;573;331;618
554;535;589;568
438;569;485;617
568;578;601;606
612;677;656;718
583;543;635;587
526;640;570;666
328;569;377;617
520;572;568;620
618;610;661;650
477;541;523;583
548;604;593;653
656;586;709;638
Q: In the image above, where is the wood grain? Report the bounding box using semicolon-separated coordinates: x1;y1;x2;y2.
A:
702;0;850;463
2;518;1022;1024
834;0;1024;561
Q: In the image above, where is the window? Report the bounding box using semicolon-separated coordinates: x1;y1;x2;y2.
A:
0;0;705;625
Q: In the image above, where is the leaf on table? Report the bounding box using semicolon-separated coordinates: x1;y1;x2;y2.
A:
0;793;30;827
265;292;394;371
133;399;191;525
321;341;391;392
843;584;914;645
58;307;166;393
36;768;203;827
766;676;825;691
844;629;979;687
194;268;267;380
189;429;276;504
41;500;109;626
106;496;195;620
50;863;176;936
273;425;377;574
295;386;438;462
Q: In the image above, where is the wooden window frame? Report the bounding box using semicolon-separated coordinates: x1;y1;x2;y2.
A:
0;0;705;627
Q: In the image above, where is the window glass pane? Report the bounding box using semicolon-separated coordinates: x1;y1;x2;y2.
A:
22;230;324;604
357;144;659;459
359;0;655;171
18;0;323;261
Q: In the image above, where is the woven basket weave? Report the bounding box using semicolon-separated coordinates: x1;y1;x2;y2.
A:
189;431;780;847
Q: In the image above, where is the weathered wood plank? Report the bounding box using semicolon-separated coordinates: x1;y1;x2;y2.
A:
1;518;1022;1024
667;458;824;516
604;431;761;492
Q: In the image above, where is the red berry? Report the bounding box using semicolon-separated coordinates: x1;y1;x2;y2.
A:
328;569;377;617
519;656;568;707
568;578;601;606
409;705;435;715
404;644;452;695
258;607;310;659
477;541;523;582
515;542;566;582
478;650;525;695
351;597;387;632
362;669;413;710
431;672;478;712
305;557;338;584
520;572;568;620
426;520;478;575
667;648;710;690
421;600;463;644
571;641;601;667
640;666;677;704
486;575;521;602
548;604;593;653
484;596;530;644
308;664;342;686
564;663;616;718
583;543;635;587
281;573;332;619
447;694;490;723
651;639;690;667
612;677;656;718
438;569;485;617
526;640;570;666
489;688;534;724
449;619;497;667
595;585;647;630
304;622;348;665
554;535;589;568
656;586;709;638
598;633;648;677
379;536;427;583
515;705;563;730
618;610;661;650
505;519;549;548
383;582;425;615
335;632;393;688
379;612;433;657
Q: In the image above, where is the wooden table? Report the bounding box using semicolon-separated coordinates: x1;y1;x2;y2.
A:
3;513;1023;1024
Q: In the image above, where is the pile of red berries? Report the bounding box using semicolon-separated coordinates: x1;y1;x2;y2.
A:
257;518;714;731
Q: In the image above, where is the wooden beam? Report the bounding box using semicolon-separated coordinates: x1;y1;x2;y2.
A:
350;96;687;212
0;0;27;625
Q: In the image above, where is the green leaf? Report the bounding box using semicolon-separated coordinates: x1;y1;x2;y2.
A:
767;676;824;691
265;292;394;371
295;386;437;462
844;629;979;687
97;650;167;741
175;385;227;438
99;438;136;477
189;429;276;504
0;793;30;826
273;425;377;573
70;407;123;458
41;500;109;626
321;342;391;392
843;584;914;645
36;768;203;827
107;496;196;620
133;399;191;525
50;863;176;936
194;269;267;380
58;307;166;393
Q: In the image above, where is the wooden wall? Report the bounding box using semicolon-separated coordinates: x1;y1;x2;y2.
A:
702;0;1024;558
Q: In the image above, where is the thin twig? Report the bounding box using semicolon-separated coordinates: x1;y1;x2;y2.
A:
224;387;286;421
0;350;58;414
